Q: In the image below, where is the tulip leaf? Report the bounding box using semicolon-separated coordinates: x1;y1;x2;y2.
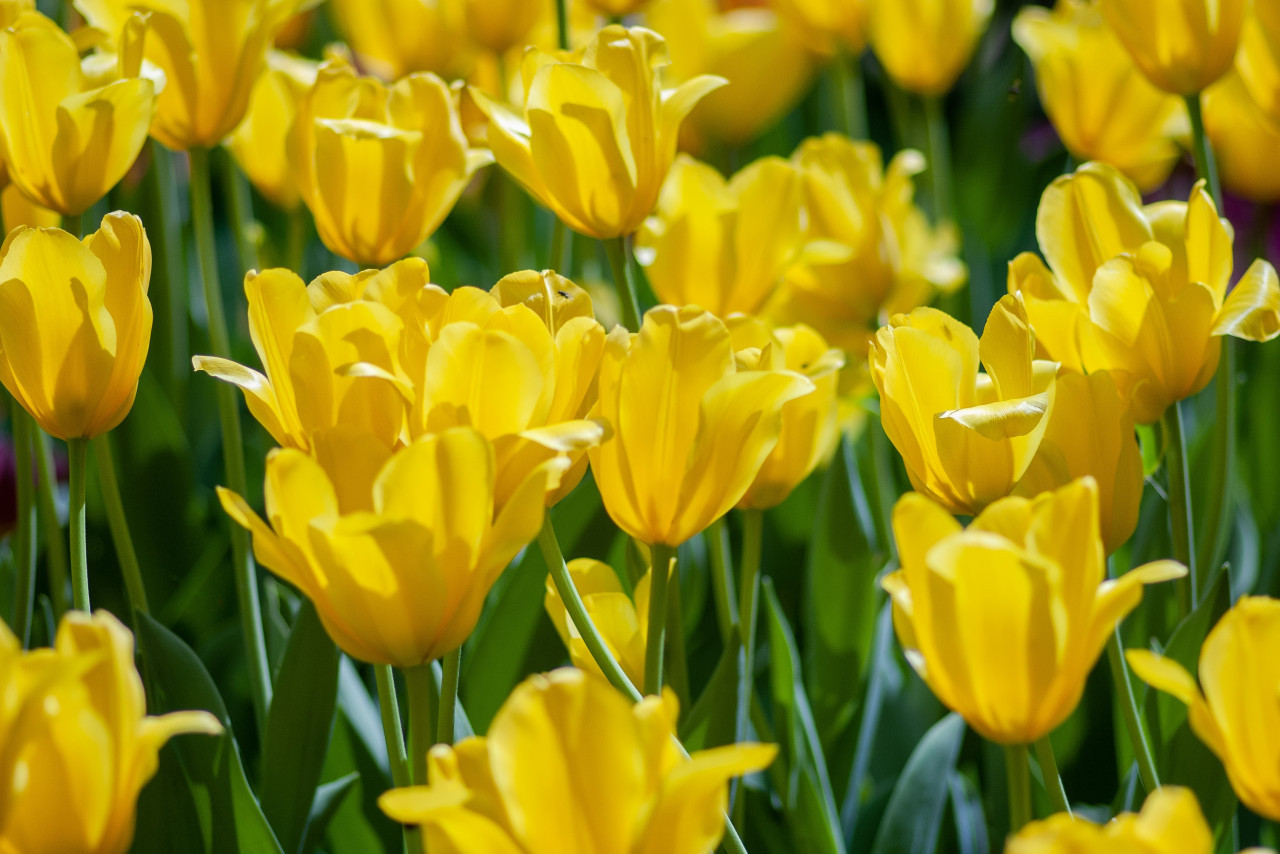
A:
680;635;745;752
948;769;989;854
132;731;211;854
261;601;341;854
316;708;400;854
338;657;390;777
1137;424;1163;478
868;713;966;854
299;772;359;854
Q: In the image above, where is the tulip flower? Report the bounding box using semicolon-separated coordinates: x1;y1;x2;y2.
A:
1013;0;1189;193
883;477;1185;745
728;316;845;510
544;558;649;688
770;0;868;55
1128;596;1280;822
0;11;160;217
288;56;491;266
589;305;813;547
584;0;649;15
0;213;151;441
1007;162;1280;424
328;0;470;81
1101;0;1246;95
1204;70;1280;203
75;0;302;150
379;668;776;853
1006;787;1212;854
220;427;567;668
868;0;994;96
470;25;725;240
226;50;318;210
636;155;806;317
464;0;541;55
1238;3;1280;122
0;610;221;854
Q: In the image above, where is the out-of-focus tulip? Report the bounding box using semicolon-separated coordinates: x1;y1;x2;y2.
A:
636;155;805;317
589;305;813;546
868;0;994;96
883;477;1184;745
470;25;725;239
1013;0;1188;193
1128;596;1280;822
1008;162;1280;424
0;610;221;854
289;56;491;266
770;0;868;55
220;427;567;668
76;0;301;150
1101;0;1245;95
584;0;649;15
328;0;470;81
1006;787;1212;853
1204;69;1280;203
644;0;817;147
1238;3;1280;121
544;558;648;687
0;213;151;441
729;316;844;509
1;184;60;231
226;50;318;210
379;668;776;853
464;0;540;55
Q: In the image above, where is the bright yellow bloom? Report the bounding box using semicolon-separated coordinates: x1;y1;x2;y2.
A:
1;184;60;231
379;667;776;853
221;427;566;668
464;0;541;55
75;0;301;150
1238;2;1280;121
589;305;813;546
1008;162;1280;424
1204;69;1280;203
868;0;994;96
1013;0;1188;193
1101;0;1245;95
1128;596;1280;822
636;154;805;317
327;0;469;81
770;0;869;55
226;50;318;210
544;558;649;688
883;477;1184;745
0;11;159;216
0;213;151;441
1006;787;1212;854
470;25;725;239
0;610;221;854
585;0;649;15
288;56;491;266
729;316;844;509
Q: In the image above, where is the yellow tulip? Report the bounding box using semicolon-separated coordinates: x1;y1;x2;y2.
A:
1007;162;1280;424
0;213;151;441
729;316;845;510
327;0;470;81
868;0;994;96
1;184;60;231
0;610;221;854
544;558;649;688
883;477;1184;745
1006;787;1212;854
1238;2;1280;121
589;305;813;546
636;154;806;317
379;667;776;853
464;0;541;55
1101;0;1246;95
1204;69;1280;203
644;0;818;147
1013;0;1189;193
770;0;869;55
226;50;318;210
1128;596;1280;822
220;427;567;668
585;0;649;15
75;0;301;150
470;25;725;239
288;56;492;267
0;11;159;216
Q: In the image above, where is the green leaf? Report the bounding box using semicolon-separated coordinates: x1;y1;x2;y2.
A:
869;713;966;854
1137;424;1163;478
261;601;341;854
300;772;359;854
132;732;210;854
948;770;989;854
680;636;744;752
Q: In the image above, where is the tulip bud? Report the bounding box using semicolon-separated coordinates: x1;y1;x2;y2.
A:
771;0;869;55
544;558;648;688
1101;0;1246;95
868;0;994;96
329;0;470;81
464;0;541;55
226;50;319;210
1203;69;1280;203
1007;787;1212;853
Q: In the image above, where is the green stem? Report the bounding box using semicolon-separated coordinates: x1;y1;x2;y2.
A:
286;206;309;275
1161;401;1197;613
67;437;89;612
1107;630;1161;792
549;217;568;274
923;95;954;225
1185;94;1223;209
645;543;676;696
222;151;260;274
555;0;569;50
831;50;868;139
706;518;739;644
62;212;83;239
90;434;150;617
1034;736;1070;816
603;235;642;332
861;425;894;560
437;647;461;746
34;429;67;617
1197;338;1234;589
404;664;434;786
190;146;273;734
538;517;643;702
738;509;763;695
1005;743;1032;833
665;555;690;705
149;142;190;411
11;409;36;646
374;665;410;788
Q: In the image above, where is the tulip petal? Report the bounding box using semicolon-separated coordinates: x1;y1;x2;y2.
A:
979;295;1037;401
1214;259;1280;341
217;486;313;592
193;356;290;446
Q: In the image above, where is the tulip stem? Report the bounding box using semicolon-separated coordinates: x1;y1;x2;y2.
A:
923;95;954;226
1106;629;1161;792
404;664;434;786
1033;736;1070;816
1161;401;1197;613
645;543;676;696
90;435;150;618
189;146;274;735
222;152;259;274
1197;338;1235;591
603;235;642;332
665;557;690;705
67;437;89;612
62;212;82;239
34;430;68;617
707;518;739;644
832;50;868;140
555;0;569;50
738;508;763;706
374;665;410;788
437;648;460;746
549;218;568;274
149;141;190;408
538;517;644;702
1005;743;1032;833
10;408;37;647
1185;94;1223;209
